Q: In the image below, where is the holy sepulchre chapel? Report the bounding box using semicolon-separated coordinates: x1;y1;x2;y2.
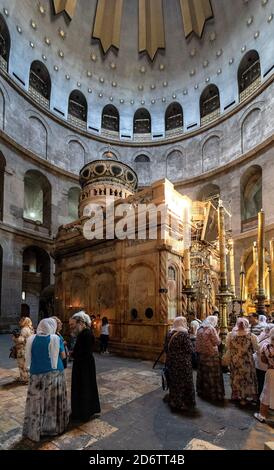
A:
0;0;274;454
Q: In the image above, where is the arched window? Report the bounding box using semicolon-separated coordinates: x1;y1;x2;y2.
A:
68;90;87;126
241;165;262;230
0;14;10;71
165;102;183;131
133;108;151;134
200;85;220;126
29;61;51;105
68;187;80;222
0;152;6;221
238;50;261;101
23;170;51;229
168;266;176;280
134;155;150;163
102;105;119;132
22;246;51;324
0;244;2;316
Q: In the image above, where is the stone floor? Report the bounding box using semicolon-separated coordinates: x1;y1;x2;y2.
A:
0;334;274;450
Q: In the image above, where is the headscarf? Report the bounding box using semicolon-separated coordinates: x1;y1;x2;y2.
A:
201;315;218;329
26;318;60;370
258;315;268;327
190;320;200;337
171;316;188;333
72;311;91;327
257;323;274;342
232;317;250;336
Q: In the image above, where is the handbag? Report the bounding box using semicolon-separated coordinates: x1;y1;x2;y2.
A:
161;365;169;391
9;346;17;359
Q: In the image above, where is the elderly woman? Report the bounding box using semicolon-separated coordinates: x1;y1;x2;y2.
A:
254;324;274;396
226;317;258;405
13;317;34;384
254;329;274;422
196;315;224;402
164;316;195;411
70;311;101;421
189;320;200;369
22;318;69;441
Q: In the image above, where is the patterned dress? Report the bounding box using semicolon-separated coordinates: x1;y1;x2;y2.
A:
226;332;258;401
14;326;33;382
196;326;225;401
165;330;196;410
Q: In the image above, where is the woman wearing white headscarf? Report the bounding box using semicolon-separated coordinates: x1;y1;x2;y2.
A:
196;315;225;402
22;318;69;442
254;324;274;396
226;317;258;405
70;311;101;421
254;329;274;422
164;316;195;411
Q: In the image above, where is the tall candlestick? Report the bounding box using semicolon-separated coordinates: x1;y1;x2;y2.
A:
217;201;232;350
239;263;245;315
184;248;191;287
229;239;235;296
253;241;258;284
218;203;228;291
256;210;266;315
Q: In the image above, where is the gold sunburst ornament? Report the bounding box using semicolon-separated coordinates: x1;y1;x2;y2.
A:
180;0;213;39
52;0;214;60
52;0;77;20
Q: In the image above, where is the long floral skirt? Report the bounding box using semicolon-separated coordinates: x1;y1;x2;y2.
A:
22;370;69;442
196;353;225;401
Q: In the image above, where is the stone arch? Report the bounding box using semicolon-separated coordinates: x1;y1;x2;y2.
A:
165;102;183;131
90;269;116;320
68;187;80;221
28;116;48;159
238;49;261;98
68;140;86;172
0;243;2;315
133;108;151;134
134;154;151;185
200;84;220;124
101;104;119;132
166;148;184;181
241;164;262;222
68;90;87;122
29;60;51;102
202;135;221;172
23;170;52;229
21;245;51;325
0;13;10;70
127;263;156;321
70;273;89;312
241;107;262;153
